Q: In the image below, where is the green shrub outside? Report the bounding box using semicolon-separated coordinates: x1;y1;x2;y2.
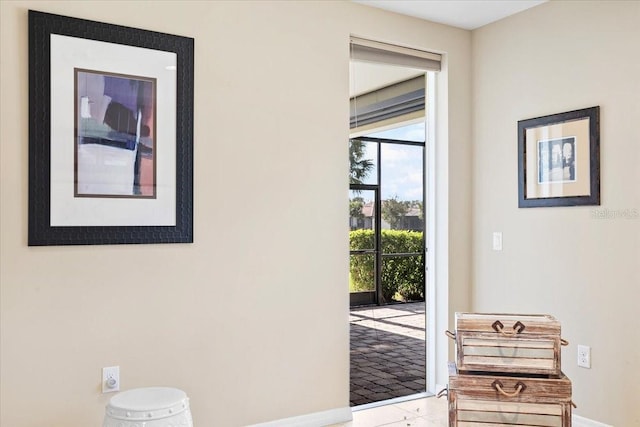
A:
349;229;425;302
349;230;375;293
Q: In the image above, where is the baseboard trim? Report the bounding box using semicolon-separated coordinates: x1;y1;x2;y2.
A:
248;406;352;427
573;414;613;427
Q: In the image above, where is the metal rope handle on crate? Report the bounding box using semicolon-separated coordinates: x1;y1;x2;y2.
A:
492;380;526;397
491;320;570;345
448;326;568;345
492;320;525;336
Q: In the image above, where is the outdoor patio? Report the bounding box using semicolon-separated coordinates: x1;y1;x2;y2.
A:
349;301;426;406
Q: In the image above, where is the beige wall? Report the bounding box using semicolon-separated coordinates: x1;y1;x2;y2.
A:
0;1;472;425
7;1;638;426
471;1;640;426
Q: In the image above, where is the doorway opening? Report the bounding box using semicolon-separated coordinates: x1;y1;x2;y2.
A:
349;37;438;406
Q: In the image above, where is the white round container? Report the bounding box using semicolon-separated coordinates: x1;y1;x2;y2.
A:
103;387;193;427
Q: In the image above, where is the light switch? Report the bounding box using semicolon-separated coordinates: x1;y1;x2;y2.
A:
492;232;503;251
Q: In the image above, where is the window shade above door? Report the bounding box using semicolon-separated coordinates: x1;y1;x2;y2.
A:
350;37;441;72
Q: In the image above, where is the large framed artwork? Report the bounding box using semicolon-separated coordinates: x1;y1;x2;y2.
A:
28;10;194;245
518;106;600;208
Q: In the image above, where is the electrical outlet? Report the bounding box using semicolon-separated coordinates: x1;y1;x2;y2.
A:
102;366;120;393
577;345;591;368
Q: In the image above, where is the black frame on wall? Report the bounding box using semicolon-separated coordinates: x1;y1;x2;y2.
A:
517;106;600;208
28;10;194;245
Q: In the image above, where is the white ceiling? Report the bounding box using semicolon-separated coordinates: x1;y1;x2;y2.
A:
353;0;547;30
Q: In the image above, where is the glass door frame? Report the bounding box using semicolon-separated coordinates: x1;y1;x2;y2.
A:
349;134;425;307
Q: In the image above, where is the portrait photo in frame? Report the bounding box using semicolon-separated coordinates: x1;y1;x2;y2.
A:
518;106;600;208
28;10;194;245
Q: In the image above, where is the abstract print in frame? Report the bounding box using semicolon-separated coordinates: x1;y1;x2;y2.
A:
29;10;193;245
75;69;157;199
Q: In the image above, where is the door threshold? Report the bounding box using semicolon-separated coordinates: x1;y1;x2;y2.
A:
351;392;434;412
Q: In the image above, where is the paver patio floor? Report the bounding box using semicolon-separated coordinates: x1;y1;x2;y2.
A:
350;301;426;406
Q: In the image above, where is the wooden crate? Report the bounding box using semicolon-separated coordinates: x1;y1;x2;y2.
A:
447;363;573;427
448;313;566;377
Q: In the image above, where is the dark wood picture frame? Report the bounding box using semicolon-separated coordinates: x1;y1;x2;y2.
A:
518;106;600;208
28;10;194;245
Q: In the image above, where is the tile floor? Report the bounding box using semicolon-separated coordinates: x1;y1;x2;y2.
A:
331;396;448;427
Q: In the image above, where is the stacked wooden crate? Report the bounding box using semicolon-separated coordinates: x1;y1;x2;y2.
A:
443;313;574;427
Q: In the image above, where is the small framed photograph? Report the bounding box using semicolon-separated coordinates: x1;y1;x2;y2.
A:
29;10;194;245
518;106;600;208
